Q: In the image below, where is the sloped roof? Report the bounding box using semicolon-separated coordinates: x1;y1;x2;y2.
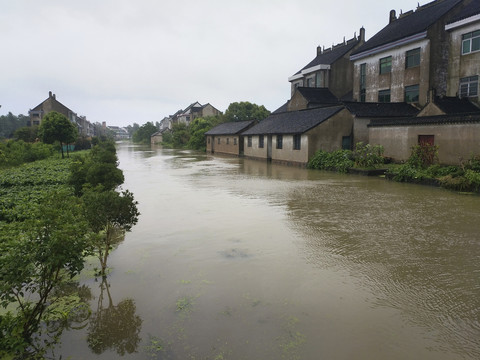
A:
295;87;340;105
447;0;480;24
242;106;344;135
272;101;289;114
351;0;462;58
293;39;360;76
369;112;480;127
430;96;480;114
344;102;419;117
205;120;255;135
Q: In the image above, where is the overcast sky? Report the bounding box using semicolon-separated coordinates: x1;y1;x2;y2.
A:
1;0;427;127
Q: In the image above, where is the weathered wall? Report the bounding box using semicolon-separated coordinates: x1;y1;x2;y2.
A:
353;39;430;105
287;91;309;111
330;54;355;99
446;21;480;104
243;135;269;159
369;123;480;164
353;117;371;144
306;108;354;158
208;135;241;155
271;134;309;164
151;134;163;145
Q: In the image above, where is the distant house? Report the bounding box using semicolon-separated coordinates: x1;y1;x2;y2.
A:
289;29;365;99
151;128;171;145
176;102;222;127
107;126;130;140
242;106;354;166
29;91;78;127
205;120;256;156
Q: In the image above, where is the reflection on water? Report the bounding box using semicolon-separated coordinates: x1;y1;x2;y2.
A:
59;143;480;359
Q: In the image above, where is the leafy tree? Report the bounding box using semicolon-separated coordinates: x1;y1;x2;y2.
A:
224;101;270;122
132;122;157;144
38;111;78;158
0;112;29;139
171;123;190;148
82;188;139;275
14;126;39;143
187;116;221;150
0;189;91;358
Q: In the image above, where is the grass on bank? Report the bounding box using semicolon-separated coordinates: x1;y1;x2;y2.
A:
307;143;480;193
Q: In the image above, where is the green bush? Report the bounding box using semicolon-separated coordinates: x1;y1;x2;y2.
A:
353;142;385;168
407;144;438;168
307;149;354;173
0;140;55;167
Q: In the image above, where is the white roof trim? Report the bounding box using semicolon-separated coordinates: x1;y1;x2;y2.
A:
446;14;480;31
288;64;330;82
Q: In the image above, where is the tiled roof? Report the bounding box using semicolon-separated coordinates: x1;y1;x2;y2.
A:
369;112;480;127
242;106;344;135
431;96;480;114
205;120;255;135
447;0;480;23
272;101;289;114
295;87;340;105
351;0;462;57
293;39;360;75
344;102;419;117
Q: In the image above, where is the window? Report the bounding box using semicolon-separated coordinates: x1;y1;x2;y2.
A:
259;135;264;148
342;136;351;150
293;134;301;150
217;138;221;145
418;135;434;146
234;138;237;145
207;137;210;144
247;136;252;147
405;84;419;103
379;56;392;74
459;76;478;98
307;76;315;87
316;71;325;87
360;63;366;102
406;48;420;68
226;138;229;145
378;89;391;103
462;30;480;55
276;135;283;149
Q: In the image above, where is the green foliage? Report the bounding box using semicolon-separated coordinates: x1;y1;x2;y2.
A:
223;101;270;122
307;149;354;173
187;116;221;150
38;111;78;158
0;188;91;358
0;112;29;139
14;126;39;143
132;122;157;143
69;139;124;196
353;142;385;168
171;123;190;148
407;144;439;168
0;140;55;168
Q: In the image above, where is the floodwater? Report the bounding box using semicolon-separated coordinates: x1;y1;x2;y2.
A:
58;142;480;360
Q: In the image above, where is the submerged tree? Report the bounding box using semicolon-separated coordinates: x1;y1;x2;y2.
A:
0;189;91;358
82;188;139;276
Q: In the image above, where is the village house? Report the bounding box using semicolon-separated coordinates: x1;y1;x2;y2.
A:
175;102;222;127
205;120;255;156
151;128;171;145
28;91;97;137
242;106;353;166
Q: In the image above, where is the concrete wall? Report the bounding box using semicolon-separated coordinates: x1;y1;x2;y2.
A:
330;54;355;99
353;117;371;144
306;108;354;158
207;135;241;155
288;91;309;111
369;123;480;164
446;20;480;104
271;134;309;165
353;39;430;105
243;135;269;160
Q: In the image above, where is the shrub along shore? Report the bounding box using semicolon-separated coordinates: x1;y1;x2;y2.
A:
307;143;480;194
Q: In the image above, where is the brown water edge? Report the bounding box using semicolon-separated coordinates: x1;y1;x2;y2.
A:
56;142;480;360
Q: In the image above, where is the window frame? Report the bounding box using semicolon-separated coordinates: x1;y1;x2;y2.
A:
247;135;252;147
293;134;301;150
360;63;366;102
378;89;391;103
405;48;420;68
462;30;480;55
276;135;283;149
379;56;392;74
259;135;264;148
405;84;420;103
459;76;479;98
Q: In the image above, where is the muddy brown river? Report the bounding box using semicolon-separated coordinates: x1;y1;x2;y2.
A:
57;142;480;359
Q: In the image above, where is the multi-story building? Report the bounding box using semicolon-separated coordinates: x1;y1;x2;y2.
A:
350;0;470;106
445;0;480;103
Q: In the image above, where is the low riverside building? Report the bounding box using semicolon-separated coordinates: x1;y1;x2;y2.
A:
205;120;256;156
242;106;353;166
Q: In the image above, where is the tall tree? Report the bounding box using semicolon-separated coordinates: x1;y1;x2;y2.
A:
38;111;77;158
224;102;270;122
132;122;157;144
